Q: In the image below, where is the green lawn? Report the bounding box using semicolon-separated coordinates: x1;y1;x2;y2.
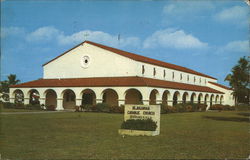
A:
0;111;249;159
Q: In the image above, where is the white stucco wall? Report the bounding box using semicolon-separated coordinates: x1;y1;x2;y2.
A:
43;42;217;87
207;82;234;106
43;43;137;79
135;61;217;86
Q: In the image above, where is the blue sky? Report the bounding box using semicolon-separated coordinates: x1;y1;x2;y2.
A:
1;0;249;86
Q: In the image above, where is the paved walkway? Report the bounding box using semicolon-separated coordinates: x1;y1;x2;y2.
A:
0;110;73;115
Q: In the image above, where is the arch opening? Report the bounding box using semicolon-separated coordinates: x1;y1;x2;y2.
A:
190;93;196;104
162;90;170;105
198;93;203;104
204;94;209;105
102;89;118;106
173;91;180;106
28;89;40;105
45;89;57;108
210;94;214;107
81;89;96;106
62;89;76;109
149;89;159;105
182;92;189;104
125;89;143;105
13;89;24;104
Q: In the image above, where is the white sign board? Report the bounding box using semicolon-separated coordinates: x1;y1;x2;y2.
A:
124;105;161;134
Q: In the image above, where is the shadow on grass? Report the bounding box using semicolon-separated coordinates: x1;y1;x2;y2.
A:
203;116;249;123
237;112;250;117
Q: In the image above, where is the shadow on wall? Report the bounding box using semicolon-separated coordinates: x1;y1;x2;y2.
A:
202;114;250;123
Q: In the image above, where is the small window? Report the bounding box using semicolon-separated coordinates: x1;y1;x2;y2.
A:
187;75;189;81
153;68;156;76
163;70;166;78
205;79;207;84
194;76;196;83
172;72;174;79
199;78;201;84
142;65;145;75
180;73;182;80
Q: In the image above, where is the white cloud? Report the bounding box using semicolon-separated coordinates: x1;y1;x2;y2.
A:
25;26;140;48
1;27;25;38
217;40;249;54
214;6;248;26
163;1;214;15
26;26;62;42
143;28;208;49
58;30;140;48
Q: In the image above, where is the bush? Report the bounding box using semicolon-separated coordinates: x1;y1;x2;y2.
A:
83;104;93;112
121;118;157;131
25;104;42;110
185;105;193;112
45;105;56;111
197;104;207;111
235;104;250;111
109;105;124;113
14;103;25;109
210;104;237;111
210;104;223;110
2;102;15;109
161;104;176;113
94;103;110;112
174;104;186;112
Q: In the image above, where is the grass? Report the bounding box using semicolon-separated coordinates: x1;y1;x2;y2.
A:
0;111;249;159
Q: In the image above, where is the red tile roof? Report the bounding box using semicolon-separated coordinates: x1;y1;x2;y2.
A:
43;41;217;80
208;81;232;90
11;77;223;94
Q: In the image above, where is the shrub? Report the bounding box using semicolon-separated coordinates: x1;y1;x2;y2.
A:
210;104;223;110
25;104;33;110
3;102;15;109
14;103;25;109
121;118;157;131
161;104;175;113
46;105;56;111
185;105;193;112
94;103;110;112
197;104;207;111
25;104;42;110
83;104;93;112
109;105;124;113
174;104;186;112
235;104;250;111
33;104;42;110
75;106;80;112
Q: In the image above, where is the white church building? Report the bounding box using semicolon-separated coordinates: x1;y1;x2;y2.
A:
10;41;234;110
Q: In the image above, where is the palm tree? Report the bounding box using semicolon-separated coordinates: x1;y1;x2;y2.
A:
225;57;249;105
8;74;20;86
0;74;20;93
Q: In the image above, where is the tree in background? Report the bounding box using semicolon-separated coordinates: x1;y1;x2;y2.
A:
225;57;250;105
0;74;20;93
